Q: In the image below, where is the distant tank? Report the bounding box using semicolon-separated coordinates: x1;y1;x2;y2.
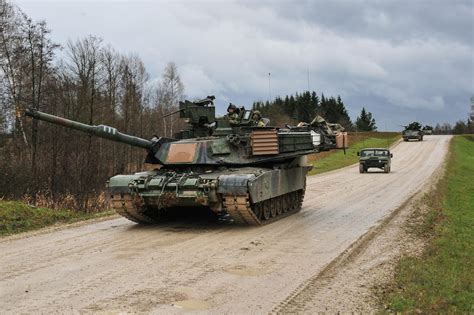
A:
25;96;329;225
422;125;433;135
402;122;424;141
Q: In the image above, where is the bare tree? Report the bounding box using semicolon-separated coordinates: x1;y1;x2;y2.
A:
157;62;184;137
21;15;58;200
0;1;58;202
0;0;28;145
65;36;103;209
120;54;148;170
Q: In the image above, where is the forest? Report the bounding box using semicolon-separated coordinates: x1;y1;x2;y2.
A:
0;0;186;210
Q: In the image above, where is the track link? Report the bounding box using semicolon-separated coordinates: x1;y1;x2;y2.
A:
224;189;305;226
111;194;156;224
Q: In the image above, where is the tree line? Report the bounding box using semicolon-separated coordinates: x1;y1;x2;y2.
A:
252;91;378;131
0;0;185;210
431;120;474;135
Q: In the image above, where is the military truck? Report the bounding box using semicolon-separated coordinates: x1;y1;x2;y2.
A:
25;96;331;226
402;122;424;141
357;148;392;173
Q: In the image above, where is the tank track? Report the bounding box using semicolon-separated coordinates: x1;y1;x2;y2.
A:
111;194;156;224
112;189;305;226
224;189;305;226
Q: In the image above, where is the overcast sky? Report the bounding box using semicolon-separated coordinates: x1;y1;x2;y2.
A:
16;0;474;130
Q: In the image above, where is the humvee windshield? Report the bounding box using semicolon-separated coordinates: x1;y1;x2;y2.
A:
360;149;389;157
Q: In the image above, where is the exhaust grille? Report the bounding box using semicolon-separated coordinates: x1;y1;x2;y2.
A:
251;130;279;155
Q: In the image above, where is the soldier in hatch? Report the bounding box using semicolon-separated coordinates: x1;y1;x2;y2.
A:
251;111;266;127
226;103;240;125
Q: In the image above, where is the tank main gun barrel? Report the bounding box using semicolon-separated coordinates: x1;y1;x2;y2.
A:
25;108;153;149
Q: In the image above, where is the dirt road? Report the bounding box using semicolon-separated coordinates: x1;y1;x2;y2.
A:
0;136;450;314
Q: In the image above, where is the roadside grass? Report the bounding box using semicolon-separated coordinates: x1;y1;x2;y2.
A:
0;200;112;236
385;135;474;312
308;132;401;175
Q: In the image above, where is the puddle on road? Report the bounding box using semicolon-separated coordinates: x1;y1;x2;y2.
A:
173;299;211;310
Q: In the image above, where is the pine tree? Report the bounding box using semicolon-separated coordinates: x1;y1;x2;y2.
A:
355;107;377;131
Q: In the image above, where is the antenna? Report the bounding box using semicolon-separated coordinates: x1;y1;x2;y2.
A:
307;68;310;91
268;72;272;101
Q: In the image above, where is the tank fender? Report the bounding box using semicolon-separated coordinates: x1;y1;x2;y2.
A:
248;168;307;203
107;172;153;195
217;174;255;195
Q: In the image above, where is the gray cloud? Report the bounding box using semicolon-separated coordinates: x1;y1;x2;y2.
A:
16;0;474;130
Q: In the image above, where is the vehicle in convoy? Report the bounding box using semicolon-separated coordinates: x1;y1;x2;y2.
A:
402;122;424;141
422;125;433;135
25;96;343;226
357;148;392;173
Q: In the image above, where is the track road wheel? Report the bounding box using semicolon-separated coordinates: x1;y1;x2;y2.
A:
276;196;283;215
263;200;270;220
270;198;277;217
253;202;262;219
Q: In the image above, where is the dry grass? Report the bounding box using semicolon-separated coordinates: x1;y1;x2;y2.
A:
21;191;108;213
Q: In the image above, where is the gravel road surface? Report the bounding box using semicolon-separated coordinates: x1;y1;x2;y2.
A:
0;135;450;314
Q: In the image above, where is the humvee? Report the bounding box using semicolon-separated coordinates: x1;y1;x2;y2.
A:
357;148;392;173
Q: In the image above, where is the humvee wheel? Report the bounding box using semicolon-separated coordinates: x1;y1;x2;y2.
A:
384;164;390;173
359;164;365;173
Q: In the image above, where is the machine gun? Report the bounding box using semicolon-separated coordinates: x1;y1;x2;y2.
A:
162;95;216;138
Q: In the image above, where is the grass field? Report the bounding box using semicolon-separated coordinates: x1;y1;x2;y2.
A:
308;132;401;175
385;135;474;312
0;200;112;236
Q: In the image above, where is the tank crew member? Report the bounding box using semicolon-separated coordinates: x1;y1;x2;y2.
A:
226;103;240;125
251;111;266;127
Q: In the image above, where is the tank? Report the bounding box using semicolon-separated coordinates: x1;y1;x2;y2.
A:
402;122;424;141
25;96;325;225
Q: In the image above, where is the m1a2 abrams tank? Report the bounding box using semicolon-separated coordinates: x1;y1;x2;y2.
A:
402;122;424;141
25;96;324;226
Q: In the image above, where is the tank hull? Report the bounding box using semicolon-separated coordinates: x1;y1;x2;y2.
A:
402;130;423;141
108;164;310;225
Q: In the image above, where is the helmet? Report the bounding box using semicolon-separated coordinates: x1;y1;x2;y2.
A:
252;110;261;119
227;103;237;111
